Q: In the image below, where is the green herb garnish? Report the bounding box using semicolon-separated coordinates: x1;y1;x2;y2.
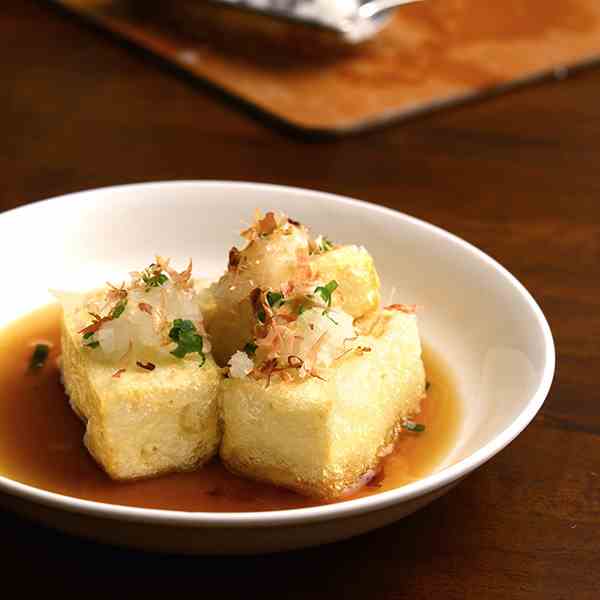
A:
80;299;126;349
325;312;339;325
243;341;258;357
266;291;285;310
82;331;100;349
297;304;307;316
314;280;338;308
402;421;426;433
314;280;339;323
29;344;50;370
168;319;205;366
142;264;168;290
110;299;127;320
318;237;334;253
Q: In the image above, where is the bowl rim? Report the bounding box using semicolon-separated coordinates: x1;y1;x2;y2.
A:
0;180;555;528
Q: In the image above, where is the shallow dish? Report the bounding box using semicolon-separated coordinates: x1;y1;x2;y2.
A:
0;181;554;554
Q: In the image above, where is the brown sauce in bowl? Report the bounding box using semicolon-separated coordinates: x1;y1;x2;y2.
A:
0;304;460;512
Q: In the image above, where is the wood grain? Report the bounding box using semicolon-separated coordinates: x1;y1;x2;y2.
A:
1;2;599;598
48;0;600;133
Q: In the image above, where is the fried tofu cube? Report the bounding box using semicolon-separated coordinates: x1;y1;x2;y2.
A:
206;244;381;366
219;310;425;498
60;309;222;481
312;245;381;318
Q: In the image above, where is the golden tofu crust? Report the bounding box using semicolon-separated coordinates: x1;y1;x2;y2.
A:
219;310;425;498
61;309;222;481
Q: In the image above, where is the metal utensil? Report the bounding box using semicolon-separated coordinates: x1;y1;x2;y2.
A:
209;0;424;43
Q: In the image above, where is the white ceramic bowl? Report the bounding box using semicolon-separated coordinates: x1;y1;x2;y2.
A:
0;182;554;554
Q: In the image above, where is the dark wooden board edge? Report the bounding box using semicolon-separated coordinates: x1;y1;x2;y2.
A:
44;0;600;136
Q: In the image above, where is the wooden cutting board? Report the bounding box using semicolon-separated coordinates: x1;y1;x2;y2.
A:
50;0;600;134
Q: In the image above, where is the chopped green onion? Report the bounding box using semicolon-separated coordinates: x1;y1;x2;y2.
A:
142;264;168;290
243;342;258;357
325;312;339;325
403;421;426;433
266;291;285;309
319;237;334;252
168;319;205;366
110;299;127;320
314;280;338;308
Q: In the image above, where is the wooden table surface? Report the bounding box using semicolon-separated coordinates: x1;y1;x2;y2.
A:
2;2;599;598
